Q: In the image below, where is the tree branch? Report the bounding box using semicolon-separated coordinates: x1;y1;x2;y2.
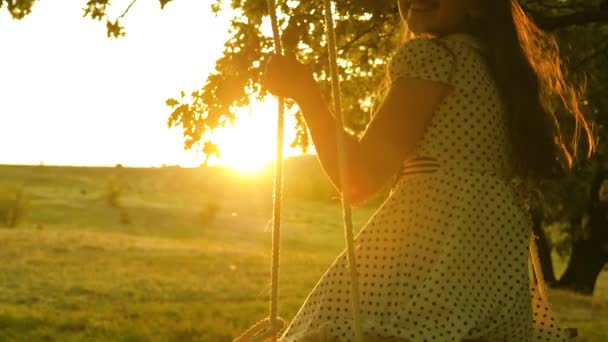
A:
531;9;608;30
118;0;138;19
306;19;386;66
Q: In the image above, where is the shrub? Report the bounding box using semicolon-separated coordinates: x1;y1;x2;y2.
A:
103;177;132;224
0;185;28;228
105;177;122;208
199;201;220;226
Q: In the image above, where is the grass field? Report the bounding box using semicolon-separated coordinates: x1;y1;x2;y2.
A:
0;163;606;341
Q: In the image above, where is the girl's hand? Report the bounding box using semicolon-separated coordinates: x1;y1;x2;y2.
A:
263;54;316;102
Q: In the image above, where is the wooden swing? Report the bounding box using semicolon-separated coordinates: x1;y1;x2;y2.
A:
232;1;577;341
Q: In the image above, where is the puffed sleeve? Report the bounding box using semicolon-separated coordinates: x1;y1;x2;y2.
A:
388;38;456;85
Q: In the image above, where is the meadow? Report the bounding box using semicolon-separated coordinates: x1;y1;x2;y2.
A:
0;161;606;341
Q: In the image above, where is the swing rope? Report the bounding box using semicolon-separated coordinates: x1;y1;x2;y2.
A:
529;233;548;302
233;1;286;341
267;0;285;341
323;1;364;341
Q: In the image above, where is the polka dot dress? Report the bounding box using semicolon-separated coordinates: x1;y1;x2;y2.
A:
280;34;573;342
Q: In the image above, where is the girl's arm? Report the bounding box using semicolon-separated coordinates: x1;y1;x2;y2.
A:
264;54;451;204
295;77;451;204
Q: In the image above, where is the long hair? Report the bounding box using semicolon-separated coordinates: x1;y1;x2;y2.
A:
470;0;595;179
386;0;596;180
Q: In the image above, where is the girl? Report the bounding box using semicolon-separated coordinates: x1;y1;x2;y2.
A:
264;0;594;341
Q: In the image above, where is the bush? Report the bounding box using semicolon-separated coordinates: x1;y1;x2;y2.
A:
199;201;220;226
0;185;28;228
103;177;132;225
105;177;122;208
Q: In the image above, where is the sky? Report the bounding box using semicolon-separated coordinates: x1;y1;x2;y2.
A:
0;0;301;170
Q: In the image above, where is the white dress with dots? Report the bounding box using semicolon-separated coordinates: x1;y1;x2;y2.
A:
280;34;573;342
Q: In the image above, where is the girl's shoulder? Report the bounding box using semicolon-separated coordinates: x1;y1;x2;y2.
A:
391;36;455;62
389;37;457;85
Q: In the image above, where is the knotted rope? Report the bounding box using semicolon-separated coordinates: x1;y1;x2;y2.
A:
233;1;286;341
266;0;286;341
323;1;363;341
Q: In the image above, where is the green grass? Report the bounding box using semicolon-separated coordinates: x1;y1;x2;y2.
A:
0;164;606;341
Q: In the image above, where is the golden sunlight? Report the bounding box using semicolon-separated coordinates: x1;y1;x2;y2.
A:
208;97;302;173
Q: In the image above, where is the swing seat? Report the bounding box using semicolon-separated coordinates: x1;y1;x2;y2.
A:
233;317;287;342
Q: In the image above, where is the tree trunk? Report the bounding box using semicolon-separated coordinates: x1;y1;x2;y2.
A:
555;166;608;295
554;212;607;294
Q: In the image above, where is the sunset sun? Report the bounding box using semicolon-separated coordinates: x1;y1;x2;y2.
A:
208;97;301;173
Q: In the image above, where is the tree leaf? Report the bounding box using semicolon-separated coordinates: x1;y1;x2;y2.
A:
159;0;172;10
166;98;180;107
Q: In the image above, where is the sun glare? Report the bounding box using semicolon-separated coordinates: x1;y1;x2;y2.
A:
208;97;301;173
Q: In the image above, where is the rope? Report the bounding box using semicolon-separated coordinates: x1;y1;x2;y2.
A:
233;0;286;331
267;0;285;341
529;232;548;302
323;2;363;341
